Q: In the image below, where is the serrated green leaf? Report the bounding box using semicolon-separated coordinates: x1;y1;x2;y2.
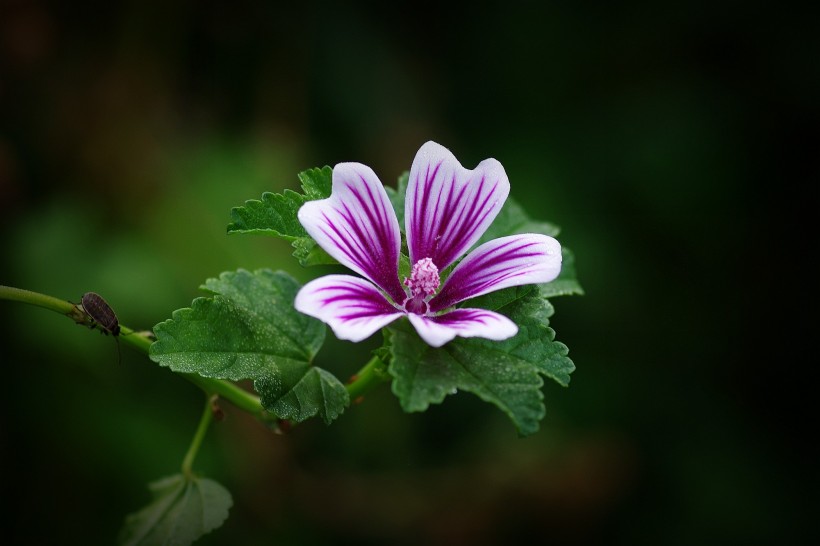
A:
227;166;332;239
388;288;574;436
227;166;340;267
150;269;349;424
297;166;333;200
503;294;576;388
119;474;232;546
226;190;306;240
255;367;349;423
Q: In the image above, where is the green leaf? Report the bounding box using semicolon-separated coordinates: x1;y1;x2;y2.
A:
119;474;232;546
291;237;337;266
227;166;332;238
459;247;582;313
255;367;349;424
227;166;339;267
150;269;349;424
297;166;334;200
478;196;561;244
540;247;584;298
384;171;409;232
459;285;538;311
474;194;583;298
388;287;575;436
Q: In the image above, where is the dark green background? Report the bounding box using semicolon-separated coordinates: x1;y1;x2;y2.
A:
1;1;814;544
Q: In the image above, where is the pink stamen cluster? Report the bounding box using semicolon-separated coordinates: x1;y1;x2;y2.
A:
404;257;440;299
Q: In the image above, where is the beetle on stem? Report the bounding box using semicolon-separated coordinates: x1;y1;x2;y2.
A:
78;292;122;364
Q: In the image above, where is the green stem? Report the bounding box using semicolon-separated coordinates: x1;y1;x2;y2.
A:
0;286;76;314
185;374;262;414
182;394;216;478
346;355;391;401
0;284;264;417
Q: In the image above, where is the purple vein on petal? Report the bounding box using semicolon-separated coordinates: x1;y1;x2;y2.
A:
436;176;501;268
408;158;444;263
294;275;404;343
298;162;406;304
406;142;510;270
317;210;367;270
337;179;401;290
314;281;395;320
430;234;562;312
407;308;519;347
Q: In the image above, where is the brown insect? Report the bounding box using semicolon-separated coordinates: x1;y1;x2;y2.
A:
79;292;122;363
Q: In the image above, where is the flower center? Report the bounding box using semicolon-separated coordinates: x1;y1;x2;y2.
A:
404;258;440;299
403;258;440;315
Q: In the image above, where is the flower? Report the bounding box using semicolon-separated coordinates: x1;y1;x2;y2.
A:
294;141;562;347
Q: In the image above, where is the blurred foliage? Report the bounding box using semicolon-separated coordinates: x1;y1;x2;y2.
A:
120;473;233;546
1;1;815;545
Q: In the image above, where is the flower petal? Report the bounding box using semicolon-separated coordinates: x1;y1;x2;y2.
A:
295;275;404;342
405;141;510;270
407;309;519;348
298;162;406;303
430;234;562;312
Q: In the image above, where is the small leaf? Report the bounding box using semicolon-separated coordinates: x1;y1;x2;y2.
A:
297;166;333;200
459;285;537;311
291;237;338;267
227;166;332;238
540;247;584;298
226;190;303;240
384;171;409;232
459;249;582;315
398;252;411;282
463;248;583;309
119;474;232;546
478;196;561;244
388;287;575;436
150;269;349;424
227;166;338;266
466;195;583;297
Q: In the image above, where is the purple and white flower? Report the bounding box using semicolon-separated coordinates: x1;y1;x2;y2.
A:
294;141;562;348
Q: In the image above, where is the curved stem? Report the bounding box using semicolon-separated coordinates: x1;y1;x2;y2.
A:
346;355;391;401
182;394;216;478
0;284;264;417
184;374;262;415
0;286;76;314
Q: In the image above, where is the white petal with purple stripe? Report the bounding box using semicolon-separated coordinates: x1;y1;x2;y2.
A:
407;308;519;348
431;234;562;312
298;162;406;303
295;275;404;343
405;141;510;270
